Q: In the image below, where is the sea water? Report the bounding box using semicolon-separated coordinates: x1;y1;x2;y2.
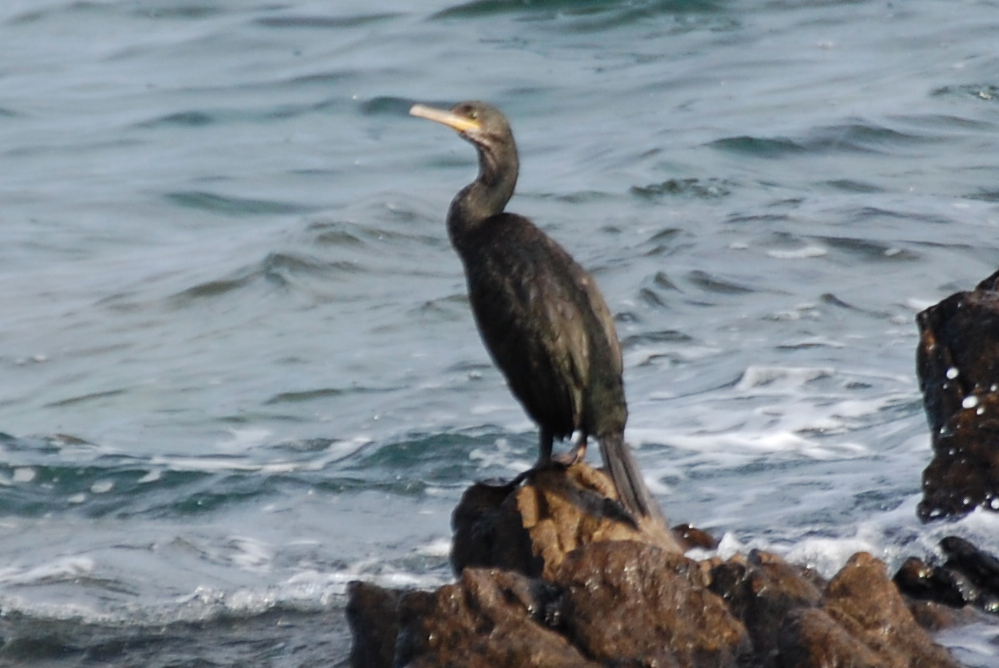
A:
1;0;998;664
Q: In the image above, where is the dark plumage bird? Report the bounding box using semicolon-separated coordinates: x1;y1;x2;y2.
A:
410;100;661;520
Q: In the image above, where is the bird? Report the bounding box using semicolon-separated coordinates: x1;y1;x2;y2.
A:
410;100;662;521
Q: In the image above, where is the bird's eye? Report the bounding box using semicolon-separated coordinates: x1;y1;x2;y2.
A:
468;109;478;120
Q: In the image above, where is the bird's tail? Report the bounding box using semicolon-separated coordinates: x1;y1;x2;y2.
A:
599;432;664;521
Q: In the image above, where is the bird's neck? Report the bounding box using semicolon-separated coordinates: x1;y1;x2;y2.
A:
447;140;518;248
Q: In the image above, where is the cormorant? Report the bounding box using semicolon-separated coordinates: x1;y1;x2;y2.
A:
410;100;661;520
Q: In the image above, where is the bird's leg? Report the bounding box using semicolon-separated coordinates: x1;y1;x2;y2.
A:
553;434;588;467
537;427;554;467
504;428;556;488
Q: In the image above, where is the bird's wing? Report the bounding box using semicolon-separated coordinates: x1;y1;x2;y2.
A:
462;215;592;439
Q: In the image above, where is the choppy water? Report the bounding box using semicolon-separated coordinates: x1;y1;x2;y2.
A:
2;0;998;664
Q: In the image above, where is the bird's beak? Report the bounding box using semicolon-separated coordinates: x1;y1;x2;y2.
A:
410;104;482;133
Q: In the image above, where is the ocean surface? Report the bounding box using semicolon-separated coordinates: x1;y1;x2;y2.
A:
1;0;998;664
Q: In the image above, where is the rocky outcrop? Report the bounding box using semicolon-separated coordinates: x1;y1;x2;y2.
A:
347;463;960;667
894;535;999;615
451;464;682;581
916;268;999;520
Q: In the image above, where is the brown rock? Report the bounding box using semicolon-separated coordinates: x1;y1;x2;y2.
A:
916;271;999;520
396;567;596;668
906;599;983;632
918;396;999;520
348;463;967;668
555;541;750;667
710;550;823;666
778;606;887;668
451;480;542;577
345;581;400;668
821;552;959;667
673;522;720;550
451;462;681;580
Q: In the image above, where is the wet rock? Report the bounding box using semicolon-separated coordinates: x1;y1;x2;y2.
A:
893;536;999;618
893;556;968;608
941;535;999;595
348;466;960;667
777;607;886;668
916;269;999;520
906;598;984;633
450;480;542;577
345;581;400;668
819;552;959;666
396;568;595;668
451;463;681;580
672;522;719;551
555;541;749;666
710;550;823;666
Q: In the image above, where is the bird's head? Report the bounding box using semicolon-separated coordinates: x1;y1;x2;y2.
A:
410;100;513;153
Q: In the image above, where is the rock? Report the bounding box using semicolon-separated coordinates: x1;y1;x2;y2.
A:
893;556;968;608
348;466;961;667
396;568;595;668
892;537;999;617
710;550;823;666
555;541;749;666
345;581;400;668
916;269;999;520
672;523;719;551
906;599;983;632
941;535;999;594
450;480;542;577
819;552;959;667
777;607;886;668
451;463;681;580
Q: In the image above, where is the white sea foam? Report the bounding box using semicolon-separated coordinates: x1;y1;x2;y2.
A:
417;537;453;558
137;469;162;483
225;536;274;572
936;623;999;667
91;480;114;494
735;365;834;392
766;245;827;259
0;555;96;586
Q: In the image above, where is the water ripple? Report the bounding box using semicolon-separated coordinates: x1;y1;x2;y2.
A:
708;135;807;158
254;13;399;29
165;191;313;216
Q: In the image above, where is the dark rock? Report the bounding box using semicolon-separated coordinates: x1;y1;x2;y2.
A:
348;466;961;667
672;522;719;550
940;535;999;612
915;273;999;520
893;556;968;608
941;535;999;591
555;541;749;667
892;537;999;616
451;481;542;577
976;267;999;292
906;599;984;632
710;550;823;667
777;607;886;668
345;581;400;668
396;568;596;668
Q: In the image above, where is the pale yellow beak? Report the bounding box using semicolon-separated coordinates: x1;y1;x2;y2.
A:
410;104;482;133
